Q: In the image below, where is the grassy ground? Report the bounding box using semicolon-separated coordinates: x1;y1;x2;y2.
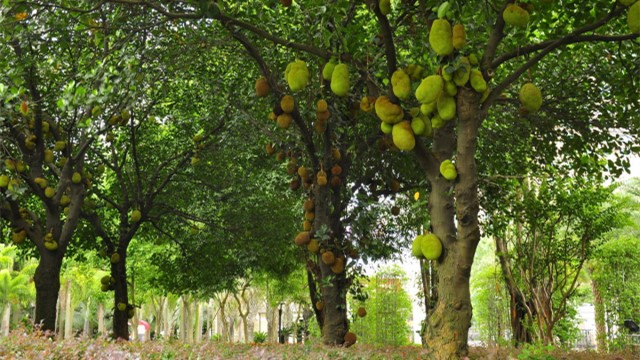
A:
0;332;636;359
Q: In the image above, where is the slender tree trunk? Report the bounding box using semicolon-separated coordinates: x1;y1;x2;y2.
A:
1;302;11;336
590;274;607;351
185;298;194;343
83;298;91;337
266;304;277;342
64;279;73;339
111;249;129;340
97;302;106;336
34;250;63;334
130;274;138;341
56;281;65;337
195;302;203;343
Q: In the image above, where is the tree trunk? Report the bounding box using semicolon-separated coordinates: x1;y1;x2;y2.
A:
195;302;203;343
111;249;129;340
130;273;137;341
1;302;11;336
83;298;91;337
97;302;106;336
34;250;63;334
590;273;607;351
420;89;482;359
64;279;73;339
266;304;277;342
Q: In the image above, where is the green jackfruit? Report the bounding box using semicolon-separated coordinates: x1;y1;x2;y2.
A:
437;94;456;121
629;1;640;34
420;101;436;116
439;160;457;180
285;60;309;92
429;19;453;56
519;82;542;112
503;4;530;27
380;121;393;134
444;80;457;97
392;69;411;100
379;0;391;15
620;0;636;6
415;75;444;104
375;96;405;124
420;234;442;260
470;69;487;93
322;60;336;81
453;57;471;86
431;114;445;129
411;235;424;258
411;117;426;136
331;63;350;97
392;121;415;151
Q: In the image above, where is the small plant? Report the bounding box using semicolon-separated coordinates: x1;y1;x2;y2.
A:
517;343;557;360
253;331;267;343
210;333;223;342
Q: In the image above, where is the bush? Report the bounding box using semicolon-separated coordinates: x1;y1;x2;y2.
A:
253;331;267;343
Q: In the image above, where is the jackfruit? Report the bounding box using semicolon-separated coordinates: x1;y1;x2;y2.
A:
330;257;345;273
415;75;444;104
111;253;120;264
321;251;336;265
411;235;424;258
255;76;270;97
317;170;328;186
320;60;335;82
470;69;487;93
360;96;376;112
503;4;530;27
453;58;471;86
285;60;309;92
330;63;350;97
44;241;58;251
131;209;142;222
277;114;293;129
431;114;446;129
439;160;457;180
295;231;311;246
444;80;457;96
392;121;415;151
317;99;328;112
411;117;426;136
281;95;295;114
519;82;542;112
391;69;411;100
357;307;367;318
379;0;391;15
629;1;640;33
452;24;466;50
420;101;437;116
406;64;423;81
437;94;456;121
375;96;404;124
308;239;320;253
420;233;442;260
429;19;453;56
380;121;393;134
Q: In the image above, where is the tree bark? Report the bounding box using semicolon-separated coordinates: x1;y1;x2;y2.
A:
111;249;129;340
34;250;63;334
420;89;482;359
64;279;73;339
1;302;11;336
97;302;106;336
590;273;607;351
83;297;91;337
195;302;203;343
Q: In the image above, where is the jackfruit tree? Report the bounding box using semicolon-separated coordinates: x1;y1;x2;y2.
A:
14;1;639;358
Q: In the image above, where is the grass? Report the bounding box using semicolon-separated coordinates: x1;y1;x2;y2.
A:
0;331;636;359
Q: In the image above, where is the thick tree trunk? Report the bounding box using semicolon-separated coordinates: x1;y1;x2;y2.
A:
34;250;63;334
111;249;129;340
509;293;534;345
64;279;73;339
420;89;482;359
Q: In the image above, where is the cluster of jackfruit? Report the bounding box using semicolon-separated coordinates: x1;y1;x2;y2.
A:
322;58;350;97
428;19;467;56
411;233;443;260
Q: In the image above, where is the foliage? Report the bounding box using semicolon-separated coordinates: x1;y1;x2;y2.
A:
350;265;412;346
252;331;266;343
